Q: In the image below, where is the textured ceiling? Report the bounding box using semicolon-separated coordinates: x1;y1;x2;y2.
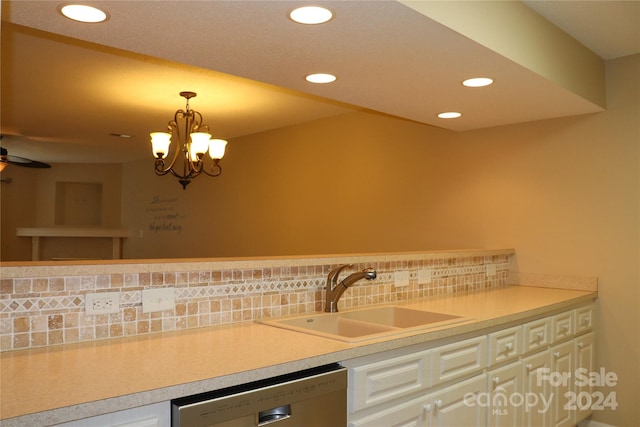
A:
1;1;638;164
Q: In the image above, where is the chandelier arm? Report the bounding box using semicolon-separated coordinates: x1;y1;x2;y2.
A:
183;109;210;176
191;111;204;131
201;160;223;177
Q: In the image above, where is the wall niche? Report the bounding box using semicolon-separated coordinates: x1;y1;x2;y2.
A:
54;181;103;226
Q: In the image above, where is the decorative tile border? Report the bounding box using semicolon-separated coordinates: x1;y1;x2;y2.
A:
0;252;512;351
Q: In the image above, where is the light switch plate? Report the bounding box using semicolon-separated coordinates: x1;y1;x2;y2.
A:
142;288;175;313
418;269;432;284
486;264;497;277
395;271;410;287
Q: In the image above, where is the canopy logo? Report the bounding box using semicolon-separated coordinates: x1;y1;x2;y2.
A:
464;367;618;415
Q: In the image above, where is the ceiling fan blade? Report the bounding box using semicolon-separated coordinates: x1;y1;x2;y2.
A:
6;154;51;168
0;146;51;169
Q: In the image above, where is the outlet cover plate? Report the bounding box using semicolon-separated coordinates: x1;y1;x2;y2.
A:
85;292;120;315
394;271;410;287
418;269;432;284
142;288;175;313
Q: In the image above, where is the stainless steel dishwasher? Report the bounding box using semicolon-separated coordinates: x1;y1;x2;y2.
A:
171;363;347;427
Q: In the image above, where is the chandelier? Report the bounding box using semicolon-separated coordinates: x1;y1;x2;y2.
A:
151;91;228;189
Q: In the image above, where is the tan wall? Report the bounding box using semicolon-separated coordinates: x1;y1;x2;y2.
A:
0;163;122;261
34;163;122;227
420;55;638;426
0;166;38;260
121;113;456;258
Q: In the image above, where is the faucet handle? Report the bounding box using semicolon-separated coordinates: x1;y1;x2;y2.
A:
328;264;354;285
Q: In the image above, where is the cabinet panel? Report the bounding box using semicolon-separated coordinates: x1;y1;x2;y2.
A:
431;336;486;386
349;395;427;427
575;305;594;335
426;374;487;427
52;402;169;427
551;311;575;344
488;325;522;367
522;350;552;427
349;350;431;413
551;340;575;427
522;317;551;354
487;361;523;427
574;332;595;423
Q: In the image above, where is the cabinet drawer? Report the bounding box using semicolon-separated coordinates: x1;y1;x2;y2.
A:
349;350;431;413
349;395;426;427
431;336;487;386
488;325;522;366
551;310;575;343
522;317;551;354
575;305;594;334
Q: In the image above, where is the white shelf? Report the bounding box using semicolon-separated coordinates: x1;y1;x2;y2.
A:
16;227;129;261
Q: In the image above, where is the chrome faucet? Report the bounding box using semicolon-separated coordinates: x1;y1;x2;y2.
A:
325;264;377;312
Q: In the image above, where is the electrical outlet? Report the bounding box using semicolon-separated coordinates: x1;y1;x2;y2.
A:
486;264;497;277
394;271;410;287
85;292;120;315
418;269;432;284
142;288;175;313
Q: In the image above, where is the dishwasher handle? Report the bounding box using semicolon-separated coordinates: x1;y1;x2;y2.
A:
257;404;292;426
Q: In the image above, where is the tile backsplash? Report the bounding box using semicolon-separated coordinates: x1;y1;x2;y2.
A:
0;250;513;351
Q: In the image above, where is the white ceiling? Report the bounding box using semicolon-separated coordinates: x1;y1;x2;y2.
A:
522;0;640;60
1;0;638;164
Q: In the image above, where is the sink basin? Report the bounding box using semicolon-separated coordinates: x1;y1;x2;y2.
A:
276;314;396;338
339;306;463;328
257;306;470;342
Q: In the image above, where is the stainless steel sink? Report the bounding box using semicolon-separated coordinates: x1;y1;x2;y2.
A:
257;306;470;342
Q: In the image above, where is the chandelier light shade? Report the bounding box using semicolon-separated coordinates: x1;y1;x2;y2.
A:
151;91;228;189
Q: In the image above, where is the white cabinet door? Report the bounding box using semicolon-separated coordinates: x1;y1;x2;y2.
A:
522;349;552;427
349;395;428;427
425;374;487;427
574;332;595;423
550;340;575;427
487;361;523;427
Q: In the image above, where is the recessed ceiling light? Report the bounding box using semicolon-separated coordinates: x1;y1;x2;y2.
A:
110;133;132;138
463;77;494;87
59;4;108;23
289;6;333;24
437;112;462;119
305;73;337;84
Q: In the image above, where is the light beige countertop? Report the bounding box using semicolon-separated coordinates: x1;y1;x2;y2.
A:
0;285;596;426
